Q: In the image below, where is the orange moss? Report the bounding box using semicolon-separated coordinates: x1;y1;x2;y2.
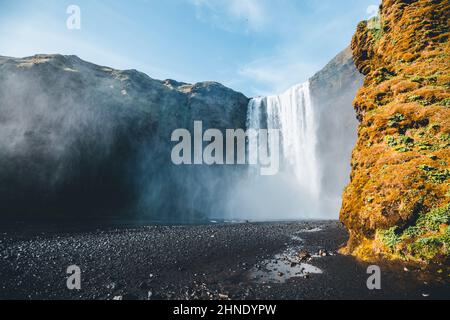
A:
341;0;450;263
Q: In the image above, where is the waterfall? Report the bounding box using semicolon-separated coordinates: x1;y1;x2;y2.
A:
246;81;320;211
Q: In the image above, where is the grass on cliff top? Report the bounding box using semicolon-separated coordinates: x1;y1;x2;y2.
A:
377;204;450;262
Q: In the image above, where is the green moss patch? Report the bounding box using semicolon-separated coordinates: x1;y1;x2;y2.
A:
377;204;450;261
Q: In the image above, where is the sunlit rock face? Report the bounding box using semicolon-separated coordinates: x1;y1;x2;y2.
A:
0;54;248;222
341;0;450;262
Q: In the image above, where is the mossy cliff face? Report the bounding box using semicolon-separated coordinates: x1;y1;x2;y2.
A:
340;0;450;263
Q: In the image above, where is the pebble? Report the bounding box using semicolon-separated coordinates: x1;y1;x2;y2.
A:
298;250;311;261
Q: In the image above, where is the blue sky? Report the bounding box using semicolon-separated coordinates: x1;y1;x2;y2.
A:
0;0;380;96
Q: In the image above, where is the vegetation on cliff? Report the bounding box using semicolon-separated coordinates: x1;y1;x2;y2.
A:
341;0;450;263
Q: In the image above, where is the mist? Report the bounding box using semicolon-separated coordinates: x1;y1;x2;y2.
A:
224;47;362;221
0;50;361;223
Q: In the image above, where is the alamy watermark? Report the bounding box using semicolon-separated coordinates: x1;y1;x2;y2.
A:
67;265;81;290
66;5;81;30
366;265;381;290
171;121;280;176
366;4;381;30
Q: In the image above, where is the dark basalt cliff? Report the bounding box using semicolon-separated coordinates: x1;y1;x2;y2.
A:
0;54;248;222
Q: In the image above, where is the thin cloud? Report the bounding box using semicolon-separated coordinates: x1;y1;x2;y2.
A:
189;0;268;32
238;55;318;97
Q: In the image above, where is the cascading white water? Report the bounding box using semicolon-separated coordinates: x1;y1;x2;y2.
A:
246;96;264;131
247;81;320;202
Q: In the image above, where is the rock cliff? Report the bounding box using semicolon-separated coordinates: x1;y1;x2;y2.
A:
310;47;363;213
0;54;248;221
341;0;450;263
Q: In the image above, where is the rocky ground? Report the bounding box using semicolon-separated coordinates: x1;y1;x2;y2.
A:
0;221;448;300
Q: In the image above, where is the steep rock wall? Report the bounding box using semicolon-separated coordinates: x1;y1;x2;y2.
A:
0;54;249;222
341;0;450;263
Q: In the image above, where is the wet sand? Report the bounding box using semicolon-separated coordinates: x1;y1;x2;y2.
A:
0;221;448;300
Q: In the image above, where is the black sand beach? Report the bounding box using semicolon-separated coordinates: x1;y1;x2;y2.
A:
0;221;448;300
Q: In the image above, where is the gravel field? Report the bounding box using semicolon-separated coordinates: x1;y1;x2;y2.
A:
0;220;448;300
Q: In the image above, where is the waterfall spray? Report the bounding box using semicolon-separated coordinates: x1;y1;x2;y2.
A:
246;81;320;213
